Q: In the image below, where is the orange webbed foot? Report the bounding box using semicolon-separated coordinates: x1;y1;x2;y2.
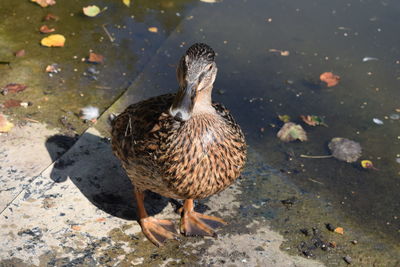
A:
140;217;179;247
179;199;227;237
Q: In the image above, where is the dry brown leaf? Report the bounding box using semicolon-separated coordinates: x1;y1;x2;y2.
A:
320;72;340;87
4;99;22;108
334;227;344;235
14;49;25;57
277;122;307;142
88;52;104;63
41;34;65;47
96;217;106;222
0;114;14;133
31;0;56;8
2;83;27;95
39;25;55;33
148;27;158;33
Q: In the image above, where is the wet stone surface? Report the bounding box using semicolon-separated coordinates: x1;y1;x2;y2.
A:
1;0;400;266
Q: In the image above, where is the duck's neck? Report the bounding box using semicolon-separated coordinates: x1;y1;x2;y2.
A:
192;86;215;115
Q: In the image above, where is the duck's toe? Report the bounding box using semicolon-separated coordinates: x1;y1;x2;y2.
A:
180;211;227;237
140;217;179;247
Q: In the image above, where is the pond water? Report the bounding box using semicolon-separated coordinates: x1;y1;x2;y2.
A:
1;0;399;265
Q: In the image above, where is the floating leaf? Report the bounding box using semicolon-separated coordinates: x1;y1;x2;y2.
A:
14;49;25;57
45;64;60;73
372;118;384;125
361;160;379;170
83;5;101;17
269;49;290;56
43;13;59;21
39;25;55;33
300;115;327;127
0;114;14;133
88;52;104;64
329;137;361;163
2;83;27;95
31;0;56;8
122;0;130;7
40;34;65;47
320;72;340;87
277;122;307;142
148;27;158;33
4;99;22;108
278;114;291;123
334;227;344;235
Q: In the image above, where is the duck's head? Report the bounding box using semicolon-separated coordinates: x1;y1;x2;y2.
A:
169;43;217;121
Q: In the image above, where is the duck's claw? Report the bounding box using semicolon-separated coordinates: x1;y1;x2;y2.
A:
140;217;179;247
180;211;227;237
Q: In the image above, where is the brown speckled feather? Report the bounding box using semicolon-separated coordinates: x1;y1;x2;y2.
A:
111;93;247;199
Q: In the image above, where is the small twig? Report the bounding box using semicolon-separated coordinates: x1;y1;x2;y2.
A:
308;178;324;185
102;24;115;42
300;154;333;159
23;117;40;123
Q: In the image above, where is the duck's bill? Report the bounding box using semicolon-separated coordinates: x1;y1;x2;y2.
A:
169;83;196;121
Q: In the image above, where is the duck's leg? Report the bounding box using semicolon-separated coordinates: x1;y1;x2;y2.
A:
180;199;227;237
135;190;178;247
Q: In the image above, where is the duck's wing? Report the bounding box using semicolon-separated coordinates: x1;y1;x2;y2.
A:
111;93;175;161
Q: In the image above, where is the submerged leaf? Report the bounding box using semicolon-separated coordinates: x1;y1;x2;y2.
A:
122;0;130;7
0;114;14;133
2;83;27;95
320;72;340;87
148;27;158;33
278;114;291;123
43;13;59;21
83;5;101;17
300;115;327;127
31;0;56;8
14;49;26;57
4;99;22;108
277;122;307;142
88;52;104;63
41;34;65;47
328;137;362;163
39;25;55;33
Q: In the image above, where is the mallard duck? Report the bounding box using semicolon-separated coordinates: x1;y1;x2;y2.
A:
111;43;247;246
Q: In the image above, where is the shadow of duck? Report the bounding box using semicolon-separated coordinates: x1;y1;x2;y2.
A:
45;131;170;221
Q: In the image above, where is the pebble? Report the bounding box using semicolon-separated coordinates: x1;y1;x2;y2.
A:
300;228;309;236
351;240;358;245
343;256;352;264
326;223;335;232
